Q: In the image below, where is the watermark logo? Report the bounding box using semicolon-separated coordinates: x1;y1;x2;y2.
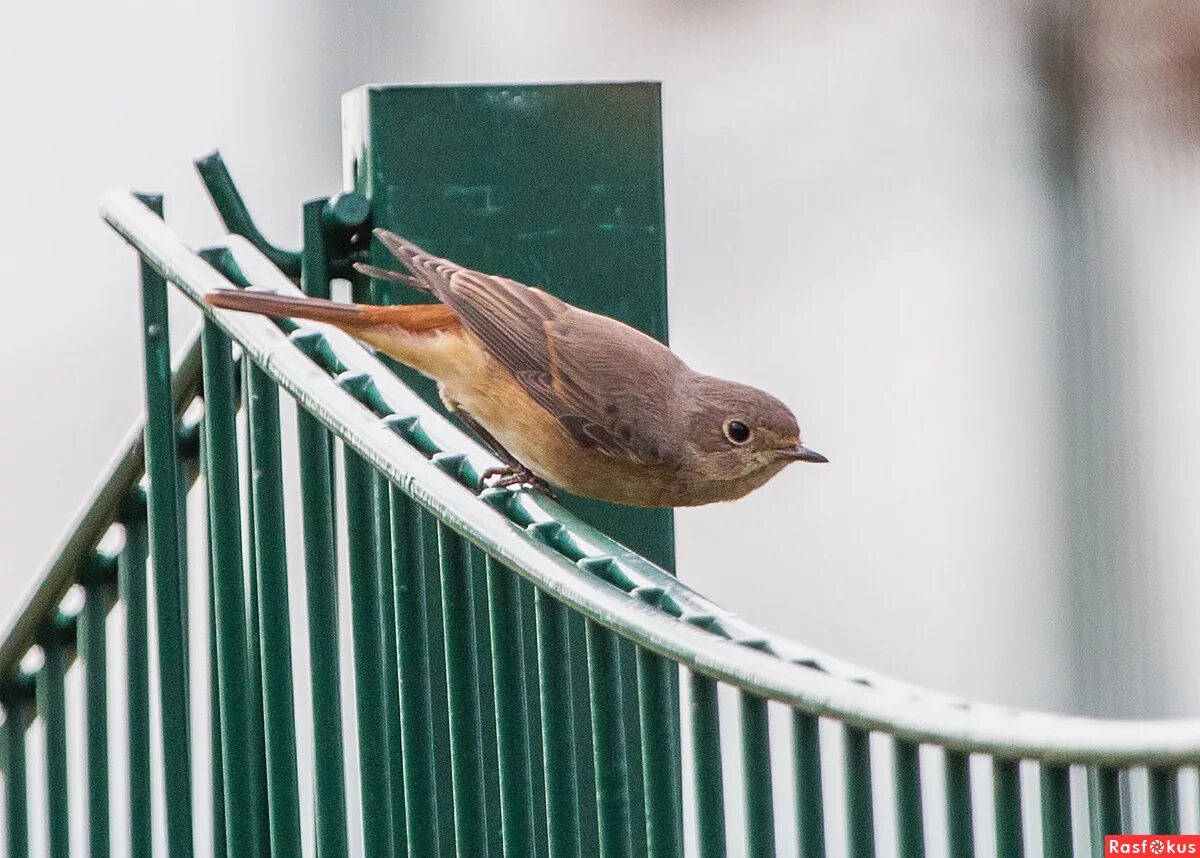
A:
1107;836;1200;855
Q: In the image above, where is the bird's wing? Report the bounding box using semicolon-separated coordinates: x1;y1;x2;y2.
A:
369;229;681;465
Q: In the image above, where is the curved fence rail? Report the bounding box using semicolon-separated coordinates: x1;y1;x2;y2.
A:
1;189;1198;857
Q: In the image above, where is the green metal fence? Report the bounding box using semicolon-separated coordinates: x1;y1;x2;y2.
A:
5;148;1200;858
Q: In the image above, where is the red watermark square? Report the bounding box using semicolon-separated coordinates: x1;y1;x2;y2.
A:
1107;836;1200;854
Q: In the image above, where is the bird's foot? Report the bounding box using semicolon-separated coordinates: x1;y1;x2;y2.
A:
481;465;558;499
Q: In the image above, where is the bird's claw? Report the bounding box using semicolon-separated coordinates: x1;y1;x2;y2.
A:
481;465;558;499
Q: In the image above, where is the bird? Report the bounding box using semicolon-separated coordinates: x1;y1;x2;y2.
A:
203;228;826;507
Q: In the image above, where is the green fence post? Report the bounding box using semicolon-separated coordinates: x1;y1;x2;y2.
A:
2;692;29;858
690;673;726;858
134;193;193;856
893;740;923;858
201;318;257;858
246;363;303;856
994;758;1024;858
118;497;153;858
794;712;826;858
389;488;442;856
436;521;490;855
38;633;69;858
293;331;350;858
80;557;115;858
341;449;396;858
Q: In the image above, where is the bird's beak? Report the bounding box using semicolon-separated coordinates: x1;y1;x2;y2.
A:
783;444;828;464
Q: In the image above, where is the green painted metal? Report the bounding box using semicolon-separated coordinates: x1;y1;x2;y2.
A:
372;472;408;858
740;692;776;858
420;505;458;855
293;319;351;858
618;637;649;858
3;694;29;858
485;554;538;856
202;318;259;857
80;569;112;858
945;750;974;858
567;610;601;856
690;673;727;858
436;519;491;855
535;589;582;858
794;712;826;858
469;544;505;854
993;758;1024;858
636;648;684;858
1091;766;1120;841
1039;764;1071;858
243;389;273;856
205;508;228;858
342;450;397;858
135;193;195;857
586;621;633;858
844;727;875;858
247;364;304;856
1148;767;1179;834
388;488;442;856
38;638;69;858
893;740;924;858
519;576;552;858
118;501;153;858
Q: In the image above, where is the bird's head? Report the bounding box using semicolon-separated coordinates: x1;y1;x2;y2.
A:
679;375;826;502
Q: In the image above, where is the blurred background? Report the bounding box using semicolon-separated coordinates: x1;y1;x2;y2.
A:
3;0;1200;725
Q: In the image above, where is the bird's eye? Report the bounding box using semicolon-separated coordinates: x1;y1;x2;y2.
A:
724;420;751;445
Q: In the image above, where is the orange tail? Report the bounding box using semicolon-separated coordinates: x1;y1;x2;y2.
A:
203;289;460;335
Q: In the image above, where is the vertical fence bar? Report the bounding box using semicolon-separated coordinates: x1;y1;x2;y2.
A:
202;318;257;858
207;532;228;858
389;489;441;856
3;694;29;858
39;640;70;858
1091;766;1120;841
690;673;726;858
437;522;490;856
1148;767;1179;834
794;712;826;858
945;750;974;858
993;758;1024;858
893;740;924;858
586;621;632;858
246;364;303;856
845;727;875;858
243;447;271;856
536;589;581;858
420;507;458;853
486;556;537;856
294;364;349;858
636;648;683;858
80;571;112;858
741;692;776;858
469;545;504;854
520;578;551;858
1039;764;1071;858
118;502;152;858
372;476;407;858
568;612;600;857
618;639;649;858
342;450;395;858
135;193;193;855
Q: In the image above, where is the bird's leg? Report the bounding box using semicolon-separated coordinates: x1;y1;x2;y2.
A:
452;408;558;499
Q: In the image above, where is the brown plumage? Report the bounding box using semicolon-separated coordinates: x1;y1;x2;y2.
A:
203;229;826;507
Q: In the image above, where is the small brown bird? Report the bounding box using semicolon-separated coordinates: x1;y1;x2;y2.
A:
204;229;826;507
